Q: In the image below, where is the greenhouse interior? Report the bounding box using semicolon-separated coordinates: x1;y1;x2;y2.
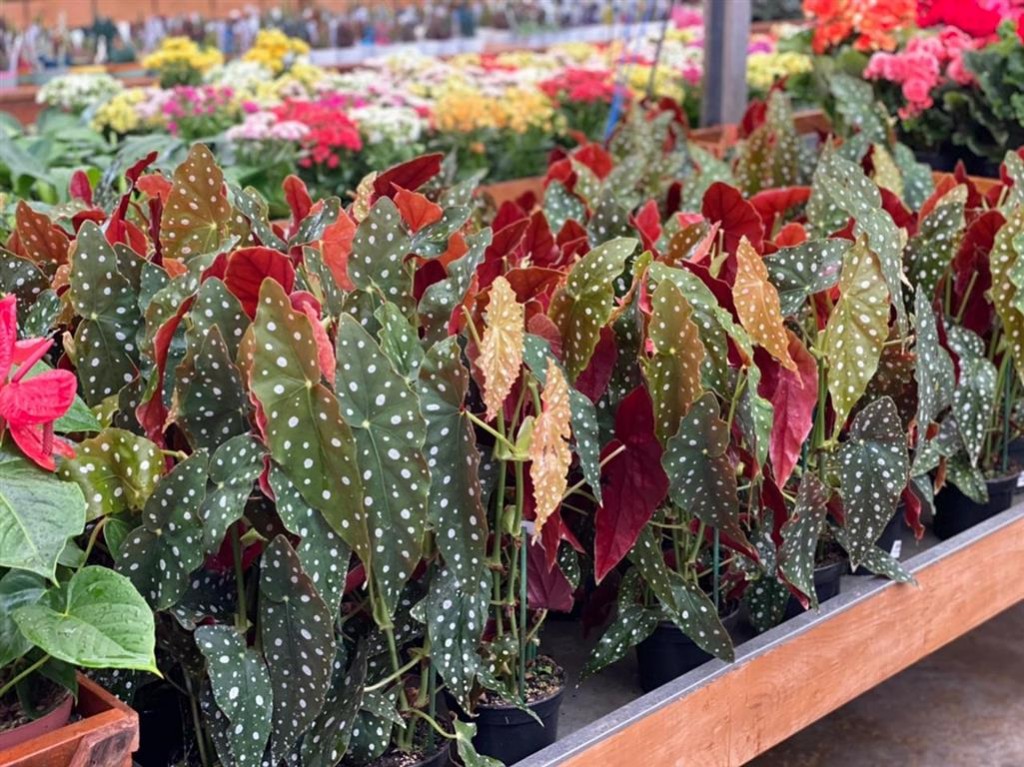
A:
1;0;1024;765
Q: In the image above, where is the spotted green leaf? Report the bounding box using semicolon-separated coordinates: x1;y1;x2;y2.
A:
300;645;365;767
426;565;490;709
584;569;658;677
231;186;286;250
587;192;632;246
913;291;955;442
628;526;678;613
665;577;734;662
250;280;367;562
196;625;273;767
997;212;1024;379
907;185;966;297
335;314;429;625
663;393;747;550
348;196;413;307
162;144;233;260
0;250;48;320
763;239;849;316
70;221;142;405
644;279;705;444
743;576;790;633
118;452;208;609
417;339;488;587
14;566;157;672
418;230;491;345
375;301;424;380
454;720;505;767
269;465;349;618
260;536;334;763
824;240;890;426
543;180;586;234
174;326;249;451
778;472;831;609
550;237;637;381
837;397;908;568
190;277;249;360
200;435;264;553
947;326;996;466
58;428;164;520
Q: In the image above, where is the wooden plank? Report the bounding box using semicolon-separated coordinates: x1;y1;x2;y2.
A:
520;505;1024;767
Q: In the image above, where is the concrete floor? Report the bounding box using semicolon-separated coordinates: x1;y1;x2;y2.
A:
751;603;1024;767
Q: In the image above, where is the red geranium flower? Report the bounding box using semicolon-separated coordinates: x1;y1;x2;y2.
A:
0;295;77;470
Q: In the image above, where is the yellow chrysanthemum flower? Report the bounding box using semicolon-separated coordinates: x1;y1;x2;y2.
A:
142;36;223;73
747;51;813;92
243;29;311;74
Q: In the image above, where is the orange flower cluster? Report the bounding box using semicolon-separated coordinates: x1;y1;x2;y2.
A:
804;0;917;54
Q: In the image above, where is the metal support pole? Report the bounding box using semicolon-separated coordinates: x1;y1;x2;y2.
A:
700;0;751;127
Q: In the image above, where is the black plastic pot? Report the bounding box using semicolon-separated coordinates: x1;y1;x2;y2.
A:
416;742;451;767
912;146;999;177
636;609;740;693
469;684;565;765
783;559;845;620
933;474;1017;540
367;741;451;767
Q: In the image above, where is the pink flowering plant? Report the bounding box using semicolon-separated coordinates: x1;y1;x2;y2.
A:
162;85;241;141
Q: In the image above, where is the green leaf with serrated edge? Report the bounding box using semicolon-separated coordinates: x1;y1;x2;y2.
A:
161;144;232;261
543;180;586;234
778;472;831;609
823;241;890;426
992;207;1024;380
764;239;849;316
300;644;364;767
174;327;250;451
587;192;632;246
644;279;705;443
743;576;790;633
21;289;60;339
522;333;604;503
627;525;678;612
947;326;996;466
14;566;156;671
582;601;658;678
0;570;46;666
662;393;748;550
70;221;141;405
118;452;208;609
417;338;489;585
913;292;955;444
907;186;966;297
334;315;429;625
375;301;424;380
230;186;285;250
196;625;273;767
550;237;637;381
418;231;491;346
454;720;505;767
58;428;164;520
189;277;249;360
665;577;734;662
0;251;47;319
269;465;349;618
819;152;907;332
259;536;334;763
426;565;489;708
200;435;264;553
250;280;367;561
836;397;908;568
348;196;413;307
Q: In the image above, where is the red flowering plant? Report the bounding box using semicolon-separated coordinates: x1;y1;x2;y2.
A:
803;0;917;55
539;67;621;142
270;96;364;196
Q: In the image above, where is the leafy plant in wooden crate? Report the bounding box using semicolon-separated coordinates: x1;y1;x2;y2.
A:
0;290;157;753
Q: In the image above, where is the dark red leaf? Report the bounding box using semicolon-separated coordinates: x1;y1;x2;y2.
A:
573;143;614;180
575;326;617;403
953;209;1003;335
749;186;810;239
593;386;670;583
372;153;443;199
526;539;575;612
320;213;357;292
283;174;312;233
224;247;296;317
69;170;93;205
701;181;763;263
630;199;662;255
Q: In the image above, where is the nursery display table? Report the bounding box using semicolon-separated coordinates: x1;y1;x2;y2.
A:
519;503;1024;767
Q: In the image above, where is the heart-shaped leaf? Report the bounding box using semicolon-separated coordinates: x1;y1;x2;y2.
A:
14;566;157;671
58;428;164;520
663;393;747;551
550;237;637;381
0;455;86;580
778;472;831;609
644;279;705;444
260;535;334;763
837;397;908;568
334;314;429;624
417;339;488;589
824;240;890;427
161;144;232;260
250;280;367;562
196;624;273;767
118;452;208;609
69;221;142;405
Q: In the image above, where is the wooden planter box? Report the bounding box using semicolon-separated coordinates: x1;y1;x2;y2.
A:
0;675;139;767
517;503;1024;766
